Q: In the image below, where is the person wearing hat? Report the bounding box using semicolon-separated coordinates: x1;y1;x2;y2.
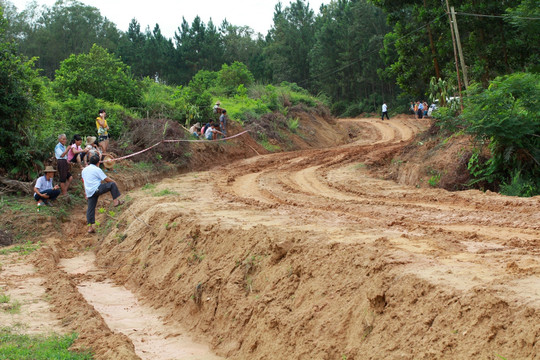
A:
82;153;124;233
213;101;223;114
189;122;201;138
34;166;61;207
84;136;102;166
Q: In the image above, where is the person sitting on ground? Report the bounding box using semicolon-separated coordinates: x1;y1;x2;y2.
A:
213;101;223;116
34;166;61;208
84;136;102;165
81;153;124;234
204;123;224;140
200;122;211;137
189;122;201;138
219;109;228;137
68;134;88;169
55;133;73;196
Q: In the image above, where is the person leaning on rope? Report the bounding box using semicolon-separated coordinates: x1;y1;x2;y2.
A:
81;153;124;234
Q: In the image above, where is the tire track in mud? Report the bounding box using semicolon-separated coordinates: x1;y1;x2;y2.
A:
208;116;539;303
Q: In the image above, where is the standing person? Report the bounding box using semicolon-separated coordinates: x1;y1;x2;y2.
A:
96;109;109;153
381;102;389;121
219;109;228;137
417;101;424;119
33;166;61;208
55;134;73;195
81;153;124;234
68;134;88;169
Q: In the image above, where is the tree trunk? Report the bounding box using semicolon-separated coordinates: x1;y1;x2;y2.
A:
424;0;441;79
0;177;34;195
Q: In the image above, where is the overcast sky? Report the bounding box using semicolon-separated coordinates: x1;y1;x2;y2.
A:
8;0;331;39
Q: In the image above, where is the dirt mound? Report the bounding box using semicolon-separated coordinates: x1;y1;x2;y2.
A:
2;114;539;359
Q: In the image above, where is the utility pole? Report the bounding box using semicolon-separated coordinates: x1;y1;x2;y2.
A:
445;0;464;111
451;6;469;88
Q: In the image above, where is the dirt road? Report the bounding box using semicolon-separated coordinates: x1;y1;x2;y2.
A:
2;115;539;359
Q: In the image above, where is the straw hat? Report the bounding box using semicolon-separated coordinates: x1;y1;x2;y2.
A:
86;136;96;145
43;166;57;173
216;101;221;105
194;122;201;128
102;154;115;170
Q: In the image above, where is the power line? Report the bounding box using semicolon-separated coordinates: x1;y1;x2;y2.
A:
455;12;540;20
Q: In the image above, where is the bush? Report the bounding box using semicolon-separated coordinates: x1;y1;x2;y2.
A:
52;44;142;108
462;72;540;196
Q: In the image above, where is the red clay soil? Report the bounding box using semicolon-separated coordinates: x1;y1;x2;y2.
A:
1;114;538;359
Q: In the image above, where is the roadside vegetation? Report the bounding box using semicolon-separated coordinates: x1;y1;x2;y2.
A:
0;0;538;193
0;327;92;359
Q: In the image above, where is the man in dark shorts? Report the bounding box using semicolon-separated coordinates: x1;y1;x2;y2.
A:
82;153;123;233
54;134;73;195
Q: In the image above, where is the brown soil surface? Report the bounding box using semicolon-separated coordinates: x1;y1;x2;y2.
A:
1;114;539;359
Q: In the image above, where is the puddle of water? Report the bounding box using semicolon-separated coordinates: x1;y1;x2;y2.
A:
60;255;222;360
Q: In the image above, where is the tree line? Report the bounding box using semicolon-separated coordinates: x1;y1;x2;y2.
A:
3;0;538;113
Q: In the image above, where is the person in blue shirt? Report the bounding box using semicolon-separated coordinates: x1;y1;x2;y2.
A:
219;109;228;137
81;153;124;233
54;134;73;195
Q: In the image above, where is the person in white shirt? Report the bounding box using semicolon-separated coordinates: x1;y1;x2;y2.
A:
54;134;73;195
81;153;124;233
381;102;389;120
33;166;61;207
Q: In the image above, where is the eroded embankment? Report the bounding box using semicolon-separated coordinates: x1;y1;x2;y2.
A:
15;115;538;359
82;116;539;359
94;212;538;359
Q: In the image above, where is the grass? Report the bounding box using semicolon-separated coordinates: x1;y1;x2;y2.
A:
141;183;156;191
0;327;93;359
287;117;300;133
0;241;41;255
153;189;179;197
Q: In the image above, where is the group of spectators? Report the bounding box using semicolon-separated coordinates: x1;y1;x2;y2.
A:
189;101;229;140
410;101;430;119
33;109;123;233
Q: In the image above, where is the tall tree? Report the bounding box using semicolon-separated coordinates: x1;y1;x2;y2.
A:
264;0;315;84
309;0;391;108
174;16;225;84
0;7;46;178
219;20;267;81
14;0;121;78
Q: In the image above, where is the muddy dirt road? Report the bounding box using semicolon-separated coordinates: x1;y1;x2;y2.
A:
2;115;539;359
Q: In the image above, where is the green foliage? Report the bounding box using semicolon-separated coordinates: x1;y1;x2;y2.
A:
0;328;93;359
0;9;48;179
463;73;540;195
499;170;539;197
0;241;41;255
53;93;132;140
218;61;255;96
14;0;121;79
53;44;142;108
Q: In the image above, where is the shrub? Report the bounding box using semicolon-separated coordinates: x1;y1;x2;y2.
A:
52;44;142;108
462;72;540;196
